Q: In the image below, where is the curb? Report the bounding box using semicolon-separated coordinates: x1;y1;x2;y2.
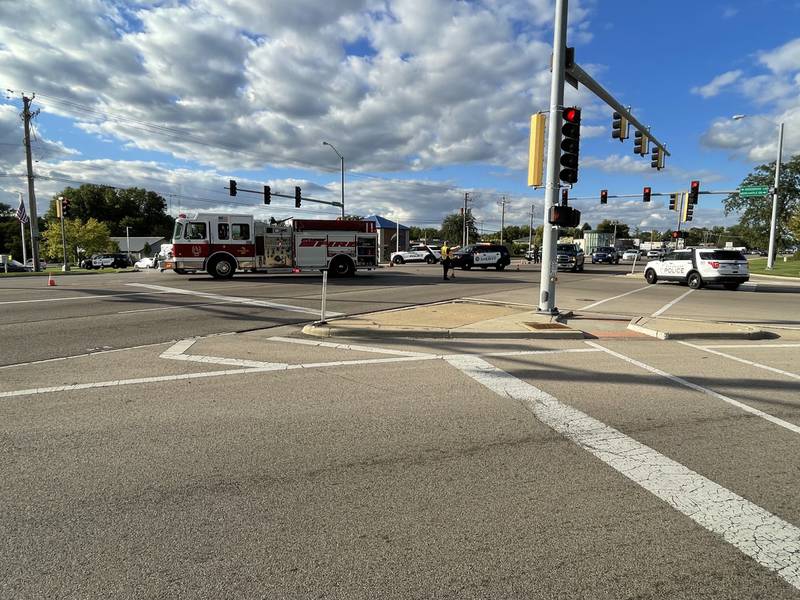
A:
301;324;585;340
749;273;800;283
627;317;770;341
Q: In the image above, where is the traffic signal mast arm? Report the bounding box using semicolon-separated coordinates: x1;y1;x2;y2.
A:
225;181;343;208
566;62;670;159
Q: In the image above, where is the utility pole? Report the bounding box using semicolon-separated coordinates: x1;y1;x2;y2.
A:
18;192;27;265
767;123;784;270
126;226;132;262
22;95;41;272
499;196;510;245
538;0;568;313
528;204;535;251
57;196;70;271
463;192;470;246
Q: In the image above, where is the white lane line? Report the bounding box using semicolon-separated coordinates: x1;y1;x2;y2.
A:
678;341;800;381
0;291;170;305
701;343;800;349
126;283;342;317
651;289;694;317
585;341;800;436
579;286;651;310
268;336;437;357
446;354;800;591
117;301;233;314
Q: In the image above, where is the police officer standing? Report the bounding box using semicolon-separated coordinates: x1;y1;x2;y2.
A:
441;242;452;280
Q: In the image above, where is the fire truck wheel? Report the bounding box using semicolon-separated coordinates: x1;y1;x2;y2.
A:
330;256;355;277
208;256;236;279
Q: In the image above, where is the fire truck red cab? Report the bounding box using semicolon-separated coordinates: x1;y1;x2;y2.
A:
165;213;377;279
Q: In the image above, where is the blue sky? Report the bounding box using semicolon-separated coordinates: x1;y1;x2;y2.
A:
1;0;798;235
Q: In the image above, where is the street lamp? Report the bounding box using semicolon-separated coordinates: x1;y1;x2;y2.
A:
57;195;69;272
731;114;785;269
322;141;345;218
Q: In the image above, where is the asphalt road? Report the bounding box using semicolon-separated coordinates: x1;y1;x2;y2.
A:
2;263;800;598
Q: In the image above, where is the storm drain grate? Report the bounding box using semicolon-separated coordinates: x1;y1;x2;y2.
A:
523;322;571;330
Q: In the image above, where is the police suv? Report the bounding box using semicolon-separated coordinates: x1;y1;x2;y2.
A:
643;248;749;290
391;244;441;265
452;244;511;271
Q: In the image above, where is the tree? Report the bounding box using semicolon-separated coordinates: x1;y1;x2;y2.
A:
47;185;174;238
340;214;364;221
409;226;440;242
724;154;800;250
582;223;592;232
42;218;112;263
595;219;630;239
441;210;478;245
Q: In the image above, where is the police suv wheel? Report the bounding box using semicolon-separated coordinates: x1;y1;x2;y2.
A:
687;272;703;289
495;262;505;271
425;255;434;264
461;263;471;270
393;256;404;265
645;269;657;284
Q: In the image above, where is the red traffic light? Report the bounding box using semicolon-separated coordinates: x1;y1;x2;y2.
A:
690;180;700;191
563;107;580;123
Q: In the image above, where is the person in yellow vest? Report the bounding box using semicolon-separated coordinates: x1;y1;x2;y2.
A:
441;242;452;280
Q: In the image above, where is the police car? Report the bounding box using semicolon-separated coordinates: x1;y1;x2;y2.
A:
643;248;749;290
391;244;441;265
452;244;511;271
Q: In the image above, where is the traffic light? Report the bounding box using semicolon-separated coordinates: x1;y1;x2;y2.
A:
559;107;581;184
643;186;651;202
527;113;546;187
689;180;700;204
561;188;568;206
295;186;301;208
633;131;649;156
229;179;237;196
61;196;70;217
668;193;677;211
682;193;694;222
548;205;581;228
600;189;608;204
671;231;685;239
264;185;271;205
611;112;629;142
651;146;665;170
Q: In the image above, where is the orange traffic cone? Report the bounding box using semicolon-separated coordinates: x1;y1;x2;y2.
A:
47;273;56;286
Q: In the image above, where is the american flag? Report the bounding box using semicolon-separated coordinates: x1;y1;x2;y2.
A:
16;196;29;224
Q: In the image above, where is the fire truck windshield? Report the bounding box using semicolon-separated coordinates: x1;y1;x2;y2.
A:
173;221;183;241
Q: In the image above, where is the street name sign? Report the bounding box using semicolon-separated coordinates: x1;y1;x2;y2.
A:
739;186;770;197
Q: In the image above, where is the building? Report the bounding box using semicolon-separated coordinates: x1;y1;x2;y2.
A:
363;215;409;263
109;236;167;259
580;231;614;253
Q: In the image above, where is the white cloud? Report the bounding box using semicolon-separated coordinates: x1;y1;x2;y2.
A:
582;154;651;174
691;70;742;98
759;38;800;73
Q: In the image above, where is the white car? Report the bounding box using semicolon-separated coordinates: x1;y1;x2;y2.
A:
622;250;640;261
646;249;664;259
644;248;749;290
391;245;441;265
134;256;155;269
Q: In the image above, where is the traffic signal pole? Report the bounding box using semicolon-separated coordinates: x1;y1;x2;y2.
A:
767;123;784;270
538;0;568;313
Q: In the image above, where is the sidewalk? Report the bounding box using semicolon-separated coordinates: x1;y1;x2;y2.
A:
302;299;772;341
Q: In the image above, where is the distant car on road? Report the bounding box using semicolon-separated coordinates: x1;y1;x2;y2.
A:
556;244;585;272
646;249;664;259
451;244;511;271
391;244;441;265
622;249;640;261
644;248;749;290
591;246;619;264
92;253;131;269
134;256;156;269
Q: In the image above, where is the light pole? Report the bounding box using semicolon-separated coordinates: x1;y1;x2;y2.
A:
732;114;785;269
322;141;345;218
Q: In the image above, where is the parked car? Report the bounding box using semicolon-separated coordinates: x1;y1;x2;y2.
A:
591;246;619;264
451;244;511;271
622;249;640;261
644;248;749;290
391;244;441;265
24;258;47;270
2;259;31;272
92;253;131;269
556;243;585;272
646;249;664;259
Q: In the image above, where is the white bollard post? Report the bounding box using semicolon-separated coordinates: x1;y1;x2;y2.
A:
318;269;328;325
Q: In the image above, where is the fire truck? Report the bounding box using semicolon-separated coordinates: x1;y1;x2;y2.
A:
163;213;377;279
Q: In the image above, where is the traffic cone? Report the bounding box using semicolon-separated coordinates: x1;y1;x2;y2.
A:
47;273;56;286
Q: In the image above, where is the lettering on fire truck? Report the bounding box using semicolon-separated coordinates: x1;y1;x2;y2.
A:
299;239;357;248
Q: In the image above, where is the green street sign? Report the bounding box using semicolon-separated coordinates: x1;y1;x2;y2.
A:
739;186;770;197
